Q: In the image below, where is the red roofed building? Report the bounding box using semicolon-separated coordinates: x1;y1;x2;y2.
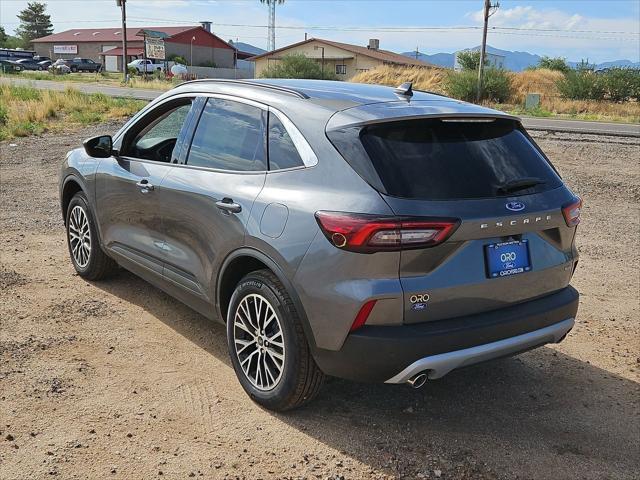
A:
32;23;238;72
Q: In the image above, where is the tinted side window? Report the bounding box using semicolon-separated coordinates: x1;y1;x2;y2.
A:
268;113;304;170
187;98;266;172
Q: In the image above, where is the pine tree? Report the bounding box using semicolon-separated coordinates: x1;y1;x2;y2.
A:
16;2;53;45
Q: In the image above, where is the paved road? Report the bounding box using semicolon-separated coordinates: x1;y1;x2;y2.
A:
3;76;639;137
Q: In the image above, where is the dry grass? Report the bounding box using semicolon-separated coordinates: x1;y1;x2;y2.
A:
503;97;640;123
350;65;447;93
509;68;564;103
0;83;147;140
7;71;178;91
351;65;640;123
126;76;178;91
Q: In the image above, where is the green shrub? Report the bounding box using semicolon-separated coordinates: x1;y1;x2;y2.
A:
168;55;187;65
445;68;513;103
445;69;476;101
557;68;605;100
600;68;640;102
535;56;570;73
260;53;337;80
456;50;484;71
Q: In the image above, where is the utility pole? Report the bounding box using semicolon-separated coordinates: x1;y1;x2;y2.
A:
476;0;499;103
268;1;276;51
116;0;128;82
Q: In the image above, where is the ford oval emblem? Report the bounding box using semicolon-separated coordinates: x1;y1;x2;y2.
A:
505;201;525;212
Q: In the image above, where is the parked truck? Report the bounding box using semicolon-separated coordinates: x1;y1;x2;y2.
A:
128;59;165;74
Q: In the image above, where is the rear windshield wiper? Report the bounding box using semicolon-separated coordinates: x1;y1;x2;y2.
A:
495;177;545;195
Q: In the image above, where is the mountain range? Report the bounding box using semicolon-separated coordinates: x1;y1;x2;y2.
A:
402;45;640;71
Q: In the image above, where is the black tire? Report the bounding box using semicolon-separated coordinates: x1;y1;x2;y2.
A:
65;192;117;280
226;269;324;411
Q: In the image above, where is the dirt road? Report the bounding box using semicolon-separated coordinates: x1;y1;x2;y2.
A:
1;125;639;479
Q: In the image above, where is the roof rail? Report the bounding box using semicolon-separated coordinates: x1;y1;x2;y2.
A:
178;79;310;99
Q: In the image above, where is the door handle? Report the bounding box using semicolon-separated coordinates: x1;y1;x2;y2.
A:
215;198;242;214
136;179;154;192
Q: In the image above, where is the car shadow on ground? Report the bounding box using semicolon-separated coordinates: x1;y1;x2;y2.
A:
95;270;640;479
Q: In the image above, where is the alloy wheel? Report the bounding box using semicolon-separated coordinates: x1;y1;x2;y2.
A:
232;293;285;391
68;205;91;268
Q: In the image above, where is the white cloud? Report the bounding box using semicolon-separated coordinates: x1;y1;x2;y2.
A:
463;5;640;62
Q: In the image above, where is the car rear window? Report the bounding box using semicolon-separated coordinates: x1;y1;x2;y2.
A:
329;118;562;200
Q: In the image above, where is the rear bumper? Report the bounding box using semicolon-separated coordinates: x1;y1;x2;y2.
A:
312;286;579;383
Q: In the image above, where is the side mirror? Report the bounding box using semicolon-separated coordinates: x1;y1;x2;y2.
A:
83;135;113;158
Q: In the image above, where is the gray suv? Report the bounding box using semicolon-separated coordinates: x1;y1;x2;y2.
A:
59;79;581;410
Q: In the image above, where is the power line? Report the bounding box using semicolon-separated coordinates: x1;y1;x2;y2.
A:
2;17;638;40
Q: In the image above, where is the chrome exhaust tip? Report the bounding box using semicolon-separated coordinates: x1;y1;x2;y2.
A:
407;372;428;389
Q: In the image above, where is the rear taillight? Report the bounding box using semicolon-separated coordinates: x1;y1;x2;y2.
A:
562;197;582;227
315;211;459;253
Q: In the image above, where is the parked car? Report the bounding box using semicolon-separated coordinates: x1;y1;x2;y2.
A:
49;59;71;74
69;58;102;73
37;60;52;70
33;55;51;62
14;58;44;71
0;59;23;73
128;59;165;74
59;80;581;411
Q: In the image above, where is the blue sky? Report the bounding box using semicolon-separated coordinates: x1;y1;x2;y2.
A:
1;0;639;62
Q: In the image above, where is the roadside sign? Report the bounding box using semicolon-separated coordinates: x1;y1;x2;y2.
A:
53;45;78;54
145;38;165;60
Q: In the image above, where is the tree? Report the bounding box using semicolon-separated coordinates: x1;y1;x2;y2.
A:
537;56;570;73
456;50;488;71
260;53;336;80
15;2;53;46
0;26;26;49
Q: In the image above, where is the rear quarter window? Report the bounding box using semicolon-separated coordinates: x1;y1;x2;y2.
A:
329;118;563;200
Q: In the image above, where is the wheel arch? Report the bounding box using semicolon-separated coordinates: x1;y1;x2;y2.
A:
216;248;317;351
61;175;86;225
60;174;105;249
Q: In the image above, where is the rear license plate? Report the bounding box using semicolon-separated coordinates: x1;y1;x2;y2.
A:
485;240;531;278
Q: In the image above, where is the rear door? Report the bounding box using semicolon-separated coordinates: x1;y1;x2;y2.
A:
328;114;579;324
160;95;267;304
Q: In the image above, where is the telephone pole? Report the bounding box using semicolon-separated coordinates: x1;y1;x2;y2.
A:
476;0;499;102
116;0;128;82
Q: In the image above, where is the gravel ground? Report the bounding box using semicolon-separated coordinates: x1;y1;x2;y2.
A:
0;124;639;480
